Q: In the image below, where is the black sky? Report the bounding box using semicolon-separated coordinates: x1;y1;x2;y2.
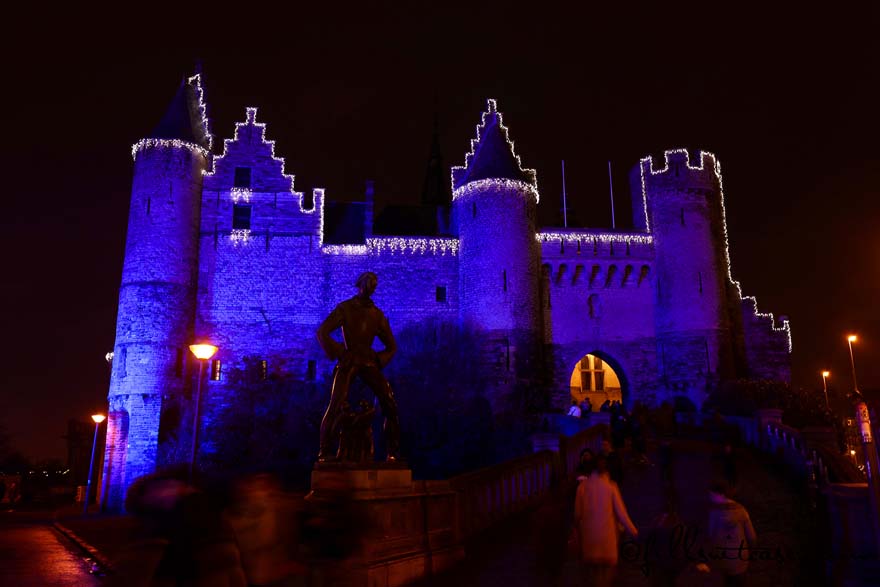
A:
3;4;879;459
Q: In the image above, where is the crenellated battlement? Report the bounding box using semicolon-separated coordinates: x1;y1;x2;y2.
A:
741;295;792;352
631;148;723;233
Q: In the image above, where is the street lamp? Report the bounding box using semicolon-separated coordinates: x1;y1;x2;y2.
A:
846;334;880;555
821;371;830;410
83;414;105;515
847;335;859;393
189;343;218;479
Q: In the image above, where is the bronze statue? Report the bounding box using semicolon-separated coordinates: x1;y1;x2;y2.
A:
336;400;376;463
316;272;400;462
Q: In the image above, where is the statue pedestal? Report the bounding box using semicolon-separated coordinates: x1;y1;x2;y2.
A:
307;462;463;587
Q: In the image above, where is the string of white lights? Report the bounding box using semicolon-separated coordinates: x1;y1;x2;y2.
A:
452;178;540;202
231;188;251;203
131;138;209;161
321;237;460;256
230;229;251;245
451;99;539;202
186;73;213;151
743;296;792;353
536;232;654;245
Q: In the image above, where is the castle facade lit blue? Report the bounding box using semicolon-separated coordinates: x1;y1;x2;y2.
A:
102;74;791;509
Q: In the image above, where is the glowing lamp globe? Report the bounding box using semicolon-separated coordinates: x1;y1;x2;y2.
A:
91;414;106;424
189;344;218;361
848;335;858;343
822;371;830;378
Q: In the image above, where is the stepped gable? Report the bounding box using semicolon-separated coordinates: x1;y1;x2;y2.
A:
452;99;536;190
147;76;211;149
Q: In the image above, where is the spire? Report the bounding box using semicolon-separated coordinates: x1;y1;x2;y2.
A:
452;99;537;190
421;111;450;206
147;74;212;150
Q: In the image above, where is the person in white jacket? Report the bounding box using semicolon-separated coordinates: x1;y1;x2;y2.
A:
574;454;638;586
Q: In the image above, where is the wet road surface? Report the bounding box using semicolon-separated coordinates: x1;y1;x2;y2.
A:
0;513;102;586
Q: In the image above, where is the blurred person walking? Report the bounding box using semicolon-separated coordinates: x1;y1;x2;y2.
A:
573;453;638;586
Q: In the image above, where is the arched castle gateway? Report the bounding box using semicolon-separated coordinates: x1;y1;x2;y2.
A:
101;74;791;509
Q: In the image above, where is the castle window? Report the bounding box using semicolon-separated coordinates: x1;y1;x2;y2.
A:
436;286;447;303
234;167;252;188
588;294;600;318
307;360;316;381
210;360;222;381
503;270;508;292
233;204;252;230
175;348;184;378
472;202;477;218
260;360;268;381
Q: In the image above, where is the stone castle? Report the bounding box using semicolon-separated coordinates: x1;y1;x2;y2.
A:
101;74;791;509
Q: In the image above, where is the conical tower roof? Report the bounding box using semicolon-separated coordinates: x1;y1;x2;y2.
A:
452;99;536;191
147;75;212;150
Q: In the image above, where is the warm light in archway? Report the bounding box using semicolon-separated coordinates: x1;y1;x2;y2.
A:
569;353;622;410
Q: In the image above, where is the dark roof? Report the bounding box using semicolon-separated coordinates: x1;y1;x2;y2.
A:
374;204;450;236
322;202;368;244
148;78;210;149
452;101;535;190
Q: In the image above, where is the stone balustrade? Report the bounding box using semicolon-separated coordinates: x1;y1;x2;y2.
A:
698;408;878;577
448;423;608;540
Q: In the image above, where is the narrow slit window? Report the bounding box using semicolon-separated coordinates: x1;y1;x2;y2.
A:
210;360;222;381
307;360;317;381
503;270;508;292
233;204;252;230
436;286;447;303
260;360;268;381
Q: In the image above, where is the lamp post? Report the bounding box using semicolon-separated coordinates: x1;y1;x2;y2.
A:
83;414;105;515
821;371;830;411
846;334;880;555
189;343;218;480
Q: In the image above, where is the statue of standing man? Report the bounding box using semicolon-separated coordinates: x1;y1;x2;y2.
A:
316;272;400;462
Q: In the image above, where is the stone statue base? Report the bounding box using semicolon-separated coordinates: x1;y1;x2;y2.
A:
307;461;463;587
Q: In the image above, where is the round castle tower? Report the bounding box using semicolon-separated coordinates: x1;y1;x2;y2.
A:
452;99;540;336
629;149;735;397
102;76;211;510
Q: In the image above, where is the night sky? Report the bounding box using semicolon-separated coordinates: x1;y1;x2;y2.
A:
3;5;878;460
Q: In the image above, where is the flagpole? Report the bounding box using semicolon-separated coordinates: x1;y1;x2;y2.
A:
562;160;568;228
608;160;616;229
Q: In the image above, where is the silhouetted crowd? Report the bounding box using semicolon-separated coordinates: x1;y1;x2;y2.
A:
109;468;367;587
